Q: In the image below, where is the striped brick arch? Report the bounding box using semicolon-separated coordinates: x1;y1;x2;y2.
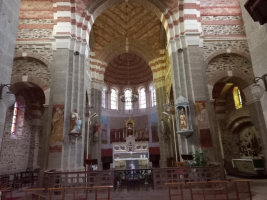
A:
78;0;177;41
63;0;179;46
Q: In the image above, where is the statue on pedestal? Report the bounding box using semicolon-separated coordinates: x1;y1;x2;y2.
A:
71;109;81;133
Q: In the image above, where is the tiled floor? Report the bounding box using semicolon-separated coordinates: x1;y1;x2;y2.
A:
5;177;267;200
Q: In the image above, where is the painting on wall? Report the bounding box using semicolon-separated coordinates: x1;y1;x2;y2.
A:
49;105;64;152
195;101;213;148
102;116;108;144
151;112;159;143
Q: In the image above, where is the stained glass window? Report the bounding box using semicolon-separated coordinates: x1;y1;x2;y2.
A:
111;89;118;110
11;101;18;134
125;89;132;110
233;86;242;110
139;88;146;109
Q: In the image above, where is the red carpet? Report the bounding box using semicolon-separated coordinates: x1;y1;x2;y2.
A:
6;197;21;200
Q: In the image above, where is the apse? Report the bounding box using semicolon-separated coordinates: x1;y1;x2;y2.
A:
104;53;153;86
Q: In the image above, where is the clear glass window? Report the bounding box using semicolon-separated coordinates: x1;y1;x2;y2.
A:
139;88;146;109
111;89;118;110
102;90;106;108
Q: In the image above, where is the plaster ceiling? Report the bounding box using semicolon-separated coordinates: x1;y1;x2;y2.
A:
104;53;153;86
91;2;166;56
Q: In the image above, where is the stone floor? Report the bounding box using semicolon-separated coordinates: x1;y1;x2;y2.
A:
6;176;267;200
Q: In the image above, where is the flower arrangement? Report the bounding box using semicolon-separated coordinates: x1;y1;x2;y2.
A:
115;154;120;158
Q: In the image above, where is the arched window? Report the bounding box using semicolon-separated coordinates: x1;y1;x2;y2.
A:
151;88;156;107
102;89;106;108
125;89;132;110
233;86;242;110
11;101;18;134
139;88;146;109
111;89;118;110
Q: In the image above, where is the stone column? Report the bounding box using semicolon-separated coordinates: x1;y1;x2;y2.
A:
155;81;169;167
38;104;51;187
0;0;21;150
27;103;43;170
243;85;267;170
90;82;103;170
46;41;87;171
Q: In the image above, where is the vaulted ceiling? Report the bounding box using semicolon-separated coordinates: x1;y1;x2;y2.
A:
104;53;153;86
90;2;166;58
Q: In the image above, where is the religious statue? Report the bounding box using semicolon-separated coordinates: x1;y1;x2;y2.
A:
180;108;187;130
71;109;81;133
94;121;99;135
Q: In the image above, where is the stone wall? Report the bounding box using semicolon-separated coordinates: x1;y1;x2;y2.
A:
12;58;51;84
0;95;42;174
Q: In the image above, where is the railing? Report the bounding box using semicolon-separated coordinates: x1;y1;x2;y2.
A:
44;165;221;191
114;169;153;190
153;165;222;189
44;171;114;190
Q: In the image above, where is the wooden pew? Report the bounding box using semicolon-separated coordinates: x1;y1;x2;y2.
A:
24;188;45;200
93;186;113;200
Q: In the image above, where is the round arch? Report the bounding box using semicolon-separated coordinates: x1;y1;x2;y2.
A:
11;75;50;105
14;52;52;69
205;50;251;64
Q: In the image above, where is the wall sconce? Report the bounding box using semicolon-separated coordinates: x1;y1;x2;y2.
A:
175;95;194;137
0;84;16;107
251;74;267;99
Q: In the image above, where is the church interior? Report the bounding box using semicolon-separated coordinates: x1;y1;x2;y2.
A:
0;0;267;199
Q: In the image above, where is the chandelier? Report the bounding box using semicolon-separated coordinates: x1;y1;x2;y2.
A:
120;92;138;103
119;3;138;104
120;54;138;104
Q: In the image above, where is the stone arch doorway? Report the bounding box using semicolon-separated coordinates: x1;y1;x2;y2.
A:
0;82;46;173
208;53;265;176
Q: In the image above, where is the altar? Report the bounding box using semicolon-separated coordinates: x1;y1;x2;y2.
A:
111;118;150;169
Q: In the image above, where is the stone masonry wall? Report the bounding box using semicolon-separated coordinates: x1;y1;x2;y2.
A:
206;54;252;80
12;58;51;84
0;96;40;174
